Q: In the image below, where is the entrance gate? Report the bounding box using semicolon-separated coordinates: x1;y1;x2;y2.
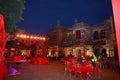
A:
16;34;46;59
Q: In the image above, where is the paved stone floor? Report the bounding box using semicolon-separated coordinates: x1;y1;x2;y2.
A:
4;61;120;80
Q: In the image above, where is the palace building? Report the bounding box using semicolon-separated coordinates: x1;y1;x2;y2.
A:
46;16;117;59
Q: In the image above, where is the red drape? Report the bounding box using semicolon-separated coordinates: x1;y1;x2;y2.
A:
112;0;120;67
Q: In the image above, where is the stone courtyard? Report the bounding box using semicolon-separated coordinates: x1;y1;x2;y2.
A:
4;61;120;80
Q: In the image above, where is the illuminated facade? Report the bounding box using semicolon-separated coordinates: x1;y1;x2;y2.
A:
92;17;117;58
62;21;93;57
47;17;117;58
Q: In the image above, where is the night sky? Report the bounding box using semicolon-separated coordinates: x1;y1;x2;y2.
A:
17;0;113;35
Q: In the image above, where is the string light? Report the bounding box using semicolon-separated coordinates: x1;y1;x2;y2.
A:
16;34;45;41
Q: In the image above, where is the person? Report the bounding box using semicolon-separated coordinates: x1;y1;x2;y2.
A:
77;54;83;65
68;52;74;58
26;53;30;61
50;53;54;61
77;50;86;66
30;49;34;58
4;48;8;58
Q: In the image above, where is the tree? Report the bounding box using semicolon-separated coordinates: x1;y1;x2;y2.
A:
0;0;25;34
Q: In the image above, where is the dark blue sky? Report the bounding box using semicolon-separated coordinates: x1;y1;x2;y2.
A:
17;0;113;35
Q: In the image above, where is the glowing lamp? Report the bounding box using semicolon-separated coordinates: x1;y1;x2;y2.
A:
40;37;42;40
41;38;43;40
16;34;20;37
23;35;26;38
26;35;30;38
34;36;37;39
30;36;33;39
20;35;23;38
37;37;40;39
43;37;45;40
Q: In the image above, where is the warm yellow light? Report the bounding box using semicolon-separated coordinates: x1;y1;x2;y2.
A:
16;34;20;37
34;36;37;39
37;37;40;39
40;37;42;40
43;37;45;40
23;35;26;38
26;35;29;38
20;35;24;38
16;34;45;41
39;37;46;40
30;36;33;39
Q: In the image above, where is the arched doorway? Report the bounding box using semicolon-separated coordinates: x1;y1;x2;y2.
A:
94;48;100;59
101;48;107;56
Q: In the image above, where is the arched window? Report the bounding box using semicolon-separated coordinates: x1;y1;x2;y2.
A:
93;31;99;40
100;30;106;39
75;30;81;39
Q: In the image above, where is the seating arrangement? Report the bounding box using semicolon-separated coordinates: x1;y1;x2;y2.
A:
33;58;49;64
14;56;21;62
64;58;101;80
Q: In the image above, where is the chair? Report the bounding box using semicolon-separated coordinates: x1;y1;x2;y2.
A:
37;58;43;64
75;66;93;80
65;60;76;75
92;67;101;79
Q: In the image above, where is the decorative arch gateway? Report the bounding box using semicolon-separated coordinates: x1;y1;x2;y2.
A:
0;14;7;80
16;34;46;59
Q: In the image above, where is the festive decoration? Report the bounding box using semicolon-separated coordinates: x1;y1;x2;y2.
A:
112;0;120;67
0;14;7;80
16;34;45;40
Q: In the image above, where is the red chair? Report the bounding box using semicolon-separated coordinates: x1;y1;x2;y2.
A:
37;58;43;64
65;61;76;75
33;57;38;64
60;58;69;64
3;65;8;75
14;56;21;62
92;67;101;79
75;66;93;79
42;58;49;64
14;56;18;62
